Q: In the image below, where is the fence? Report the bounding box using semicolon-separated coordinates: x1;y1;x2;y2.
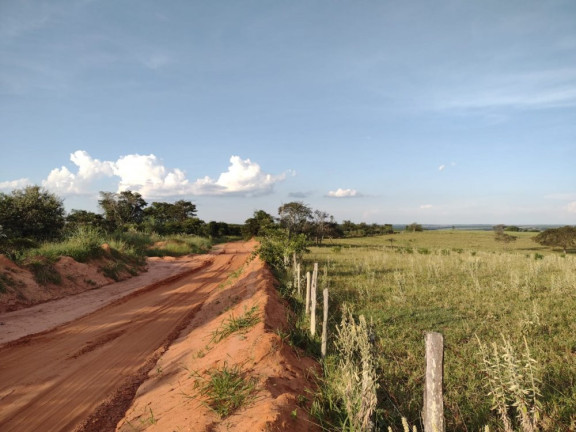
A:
297;261;446;432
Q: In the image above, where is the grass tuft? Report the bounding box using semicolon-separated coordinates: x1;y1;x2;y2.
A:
189;362;258;418
210;305;260;343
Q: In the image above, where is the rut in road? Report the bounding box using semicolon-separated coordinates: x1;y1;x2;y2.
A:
0;242;253;432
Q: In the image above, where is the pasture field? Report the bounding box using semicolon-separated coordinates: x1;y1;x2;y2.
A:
304;230;575;430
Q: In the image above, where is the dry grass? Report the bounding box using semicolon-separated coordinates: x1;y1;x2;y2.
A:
305;230;576;430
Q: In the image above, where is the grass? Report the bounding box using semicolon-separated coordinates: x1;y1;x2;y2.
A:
302;230;576;431
25;257;62;285
145;234;212;257
189;362;258;418
3;230;214;286
18;226;106;263
210;305;261;343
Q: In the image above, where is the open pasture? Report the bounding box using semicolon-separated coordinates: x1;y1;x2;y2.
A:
306;230;576;430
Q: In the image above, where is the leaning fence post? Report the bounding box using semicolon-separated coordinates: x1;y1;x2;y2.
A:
321;288;328;357
305;271;311;315
310;263;318;336
423;332;445;432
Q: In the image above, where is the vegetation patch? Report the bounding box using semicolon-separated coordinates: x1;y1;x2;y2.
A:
25;258;62;285
210;305;260;343
189;362;258;418
146;235;211;257
304;231;576;430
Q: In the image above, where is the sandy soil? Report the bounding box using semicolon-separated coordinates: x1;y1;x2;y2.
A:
0;241;319;432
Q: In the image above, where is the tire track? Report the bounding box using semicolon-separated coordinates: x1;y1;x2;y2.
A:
0;241;254;432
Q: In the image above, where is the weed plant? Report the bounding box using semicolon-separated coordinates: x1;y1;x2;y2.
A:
189;362;258;418
312;304;380;431
305;231;576;430
210;306;261;343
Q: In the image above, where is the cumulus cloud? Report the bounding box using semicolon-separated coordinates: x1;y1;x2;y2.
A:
35;150;285;198
420;204;433;209
327;188;361;198
0;178;31;190
43;151;115;194
566;201;576;213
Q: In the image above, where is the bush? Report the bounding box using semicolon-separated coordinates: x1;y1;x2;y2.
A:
18;226;105;263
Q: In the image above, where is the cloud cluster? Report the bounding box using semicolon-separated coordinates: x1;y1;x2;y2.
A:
0;178;30;190
327;188;361;198
27;150;285;198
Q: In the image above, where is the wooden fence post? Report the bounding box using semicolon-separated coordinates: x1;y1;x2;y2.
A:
305;271;311;315
321;288;328;357
297;263;301;297
310;263;318;336
423;332;445;432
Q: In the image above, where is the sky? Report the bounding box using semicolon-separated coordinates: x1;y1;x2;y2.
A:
1;0;575;225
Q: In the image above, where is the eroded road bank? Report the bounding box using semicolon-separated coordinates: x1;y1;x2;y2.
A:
0;242;251;431
0;240;319;432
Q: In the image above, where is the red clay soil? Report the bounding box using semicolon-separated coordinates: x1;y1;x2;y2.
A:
0;241;320;432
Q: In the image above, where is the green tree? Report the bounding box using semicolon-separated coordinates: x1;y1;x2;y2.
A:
65;209;106;232
278;201;312;238
0;185;65;241
98;190;147;230
533;226;576;254
242;210;275;238
143;200;198;234
406;222;423;232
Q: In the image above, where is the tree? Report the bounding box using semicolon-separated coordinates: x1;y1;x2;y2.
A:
0;185;65;241
98;191;147;230
143;200;198;234
533;226;576;254
312;210;336;245
242;210;275;238
493;225;517;244
406;223;423;232
66;210;106;231
278;202;312;238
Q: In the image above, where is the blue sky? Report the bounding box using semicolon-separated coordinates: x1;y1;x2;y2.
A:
1;0;575;224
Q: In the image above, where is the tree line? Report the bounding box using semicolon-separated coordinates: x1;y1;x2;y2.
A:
0;186;241;245
2;186;574;254
242;201;394;245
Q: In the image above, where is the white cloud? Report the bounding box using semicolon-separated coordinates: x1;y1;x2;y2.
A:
0;178;31;190
420;204;433;209
200;156;286;196
566;201;576;214
43;150;115;194
327;188;360;198
36;150;285;198
438;164;446;171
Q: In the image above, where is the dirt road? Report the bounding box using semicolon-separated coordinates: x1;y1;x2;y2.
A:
0;242;254;432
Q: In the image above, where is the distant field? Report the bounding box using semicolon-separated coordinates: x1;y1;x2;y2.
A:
305;230;575;430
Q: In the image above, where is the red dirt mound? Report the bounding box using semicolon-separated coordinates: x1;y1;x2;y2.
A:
115;253;320;432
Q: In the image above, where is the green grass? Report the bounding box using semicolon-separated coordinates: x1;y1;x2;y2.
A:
18;226;106;263
189;362;258;418
7;231;213;286
26;258;62;285
210;305;261;343
304;231;576;431
145;235;212;257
